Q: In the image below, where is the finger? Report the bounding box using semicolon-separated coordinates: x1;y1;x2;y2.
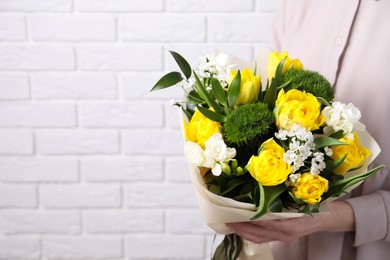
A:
229;222;292;243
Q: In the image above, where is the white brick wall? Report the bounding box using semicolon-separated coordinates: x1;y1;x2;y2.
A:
0;0;279;259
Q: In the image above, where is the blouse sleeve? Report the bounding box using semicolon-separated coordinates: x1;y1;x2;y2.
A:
346;166;390;245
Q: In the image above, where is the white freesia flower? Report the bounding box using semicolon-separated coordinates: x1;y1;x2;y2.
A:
322;101;366;137
184;141;206;165
185;133;236;176
205;133;236;162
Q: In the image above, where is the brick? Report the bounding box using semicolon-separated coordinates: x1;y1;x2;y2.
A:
0;0;72;11
166;209;212;234
1;210;80;234
165;156;191;182
75;0;163;11
0;15;26;41
0;130;33;155
31;73;116;99
84;209;163;233
0;158;79;182
36;130;119;155
125;183;197;208
0;184;37;208
43;236;122;258
208;14;273;42
79;102;163;127
120;14;205;42
0;237;40;259
257;0;281;12
77;44;162;71
0;102;76;127
30;14;116;41
165;102;181;128
121;73;183;100
40;184;121;208
166;0;254;12
0;45;74;70
126;235;204;258
82;157;163;182
0;74;29;100
122;129;184;155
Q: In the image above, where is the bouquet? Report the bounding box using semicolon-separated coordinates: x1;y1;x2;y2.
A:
151;49;383;260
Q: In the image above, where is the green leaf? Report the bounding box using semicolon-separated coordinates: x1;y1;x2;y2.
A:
193;72;225;115
274;58;286;87
198;106;226;123
212;234;243;260
220;177;247;196
330;130;345;140
250;183;287;220
264;81;277;109
317;96;331;107
169;50;192;79
227;71;241;108
150;71;183;92
321;154;348;178
323;165;384;200
314;136;347;149
211;78;228;107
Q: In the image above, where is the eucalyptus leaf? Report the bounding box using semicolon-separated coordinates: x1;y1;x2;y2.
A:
228;71;241;108
211;78;228;106
193;72;225;114
150;71;183;92
169;50;192;79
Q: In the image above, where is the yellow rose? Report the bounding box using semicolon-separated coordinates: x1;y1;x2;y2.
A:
248;138;291;186
229;68;261;105
292;173;329;205
275;89;325;131
184;109;221;148
330;132;371;175
267;51;303;79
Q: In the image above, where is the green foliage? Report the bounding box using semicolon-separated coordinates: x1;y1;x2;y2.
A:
282;68;335;102
212;234;242;260
224;103;274;146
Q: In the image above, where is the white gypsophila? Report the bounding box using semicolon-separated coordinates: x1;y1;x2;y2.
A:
184;141;206;166
284;150;297;164
289;173;301;184
324;146;333;156
322;101;366;137
310;152;326;175
275;129;288;140
195;52;236;88
204;133;236;176
276;125;316;173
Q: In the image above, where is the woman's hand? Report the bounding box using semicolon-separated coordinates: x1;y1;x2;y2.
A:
226;201;355;244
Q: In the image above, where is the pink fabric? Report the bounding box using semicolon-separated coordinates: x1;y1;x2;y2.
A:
268;0;390;259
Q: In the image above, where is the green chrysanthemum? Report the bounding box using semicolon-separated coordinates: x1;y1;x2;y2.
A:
224;103;274;146
282;68;335;102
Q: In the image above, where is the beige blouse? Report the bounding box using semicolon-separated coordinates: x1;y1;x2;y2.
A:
268;0;390;259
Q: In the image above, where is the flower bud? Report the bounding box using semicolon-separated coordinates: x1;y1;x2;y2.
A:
221;162;231;175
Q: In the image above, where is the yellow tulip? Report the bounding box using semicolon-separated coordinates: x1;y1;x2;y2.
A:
331;132;371;175
275;89;325;131
229;68;261;105
267;51;303;80
292;173;329;205
248;138;291;186
184;109;221;149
